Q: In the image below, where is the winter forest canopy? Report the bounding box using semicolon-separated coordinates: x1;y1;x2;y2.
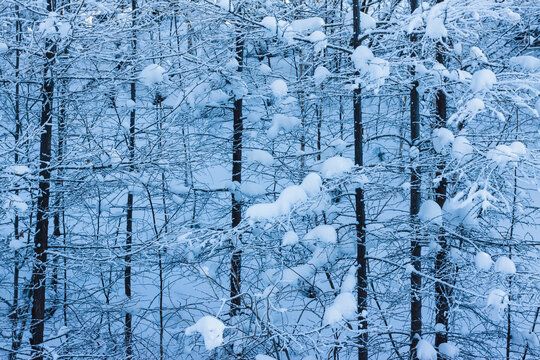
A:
0;0;539;359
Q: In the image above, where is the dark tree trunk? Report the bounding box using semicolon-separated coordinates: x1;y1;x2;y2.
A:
125;1;137;358
230;33;244;316
10;5;23;359
30;1;56;358
434;0;449;355
352;1;368;359
409;1;422;359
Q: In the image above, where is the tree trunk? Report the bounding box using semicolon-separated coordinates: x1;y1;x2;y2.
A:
409;1;422;359
230;32;244;316
352;1;368;359
10;5;23;359
434;0;449;354
30;1;56;358
125;1;137;358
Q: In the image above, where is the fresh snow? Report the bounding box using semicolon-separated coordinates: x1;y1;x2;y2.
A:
470;69;497;92
300;173;322;197
314;65;331;84
321;156;354;178
303;225;337;244
416;339;437;360
452;136;473;161
438;342;460;359
509;55;540;71
290;17;324;33
475;252;493;271
139;64;166;87
308;31;327;53
246;149;274;166
270;79;288;98
282;231;299;246
432;128;454;154
267;114;300;138
494;256;516;275
425;17;447;39
470;46;488;63
418;200;442;226
185;316;226;351
323;292;356;325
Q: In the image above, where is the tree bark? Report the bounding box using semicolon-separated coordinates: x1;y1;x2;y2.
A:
125;1;137;359
352;1;368;359
434;1;449;355
230;31;244;316
409;1;422;359
30;1;56;358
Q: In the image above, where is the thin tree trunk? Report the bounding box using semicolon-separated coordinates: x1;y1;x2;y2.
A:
30;0;56;358
10;6;23;358
434;1;449;354
352;1;368;359
125;1;137;358
230;31;244;316
409;1;422;359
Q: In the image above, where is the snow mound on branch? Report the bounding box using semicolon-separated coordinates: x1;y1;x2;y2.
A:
351;46;389;92
270;79;288;98
470;69;496;92
439;342;460;359
246;149;274;166
323;292;356;325
139;64;166;87
267;114;300;139
246;185;307;221
418;200;442;226
290;17;324;33
452;136;473;161
282;231;299;246
486;288;508;319
494;256;516;275
300;173;322;196
259;63;272;74
185;316;225;351
260;16;277;33
321;156;354;178
308;31;327;53
246;172;323;222
360;12;377;30
417;339;437;360
304;225;337;244
314;65;331;84
470;46;488;63
432;128;454;154
487;142;526;166
475;252;493;271
407;16;424;34
8;165;30;175
509;55;540;72
425;18;447;39
0;43;8;54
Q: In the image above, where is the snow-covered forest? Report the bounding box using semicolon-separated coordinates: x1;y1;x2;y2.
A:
0;0;539;359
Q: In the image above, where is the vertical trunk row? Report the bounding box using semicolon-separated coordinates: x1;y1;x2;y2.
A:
230;32;244;316
409;1;422;359
30;0;56;359
125;1;137;359
434;0;449;355
352;1;368;359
